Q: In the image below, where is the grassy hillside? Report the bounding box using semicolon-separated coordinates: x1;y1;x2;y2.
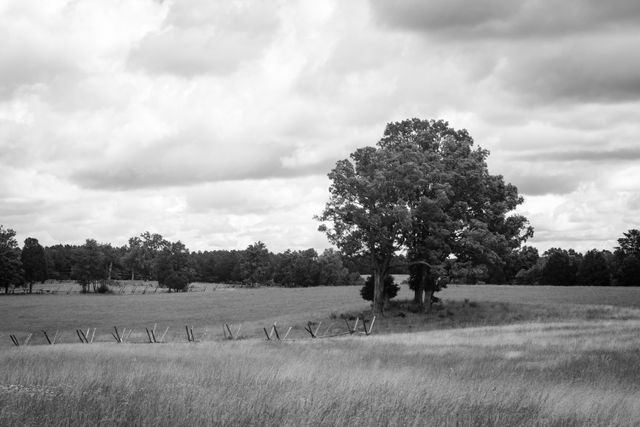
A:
1;318;639;426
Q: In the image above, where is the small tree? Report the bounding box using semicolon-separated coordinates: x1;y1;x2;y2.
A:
239;241;272;286
21;238;48;293
0;225;24;293
360;275;399;302
165;271;189;292
156;241;193;292
71;239;108;293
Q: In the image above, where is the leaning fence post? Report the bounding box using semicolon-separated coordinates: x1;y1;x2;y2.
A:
282;326;293;340
42;330;52;345
113;326;122;343
159;327;169;343
305;322;316;338
367;316;376;335
225;323;234;340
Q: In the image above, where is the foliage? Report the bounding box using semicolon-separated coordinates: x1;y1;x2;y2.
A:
577;249;610;286
156;241;193;292
317;141;429;313
615;254;640;286
360;275;399;302
21;238;48;293
616;229;640;257
0;225;24;293
318;118;532;312
540;248;582;286
613;229;640;286
71;239;109;293
273;249;319;287
238;241;273;286
122;232;169;281
504;246;539;284
45;244;75;280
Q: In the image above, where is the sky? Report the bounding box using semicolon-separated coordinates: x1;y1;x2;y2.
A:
1;0;639;254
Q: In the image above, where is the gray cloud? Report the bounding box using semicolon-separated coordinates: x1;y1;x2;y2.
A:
128;1;279;77
0;28;79;99
67;133;335;191
515;147;640;163
507;172;582;196
369;0;640;39
500;35;640;103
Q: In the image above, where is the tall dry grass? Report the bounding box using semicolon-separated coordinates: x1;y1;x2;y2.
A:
2;318;640;426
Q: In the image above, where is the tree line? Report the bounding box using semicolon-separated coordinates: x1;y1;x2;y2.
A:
512;230;640;287
1;223;639;295
0;227;364;293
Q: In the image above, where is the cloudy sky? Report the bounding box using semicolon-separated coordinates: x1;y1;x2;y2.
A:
1;0;639;254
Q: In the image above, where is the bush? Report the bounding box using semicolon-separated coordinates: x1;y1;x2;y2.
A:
360;275;399;302
165;272;189;292
95;280;114;294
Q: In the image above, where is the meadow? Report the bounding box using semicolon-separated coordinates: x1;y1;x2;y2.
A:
2;284;640;425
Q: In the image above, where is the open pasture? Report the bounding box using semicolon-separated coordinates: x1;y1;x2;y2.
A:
3;284;640;347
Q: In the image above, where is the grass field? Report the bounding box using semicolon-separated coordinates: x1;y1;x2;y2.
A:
2;284;640;425
1;318;639;426
3;284;640;346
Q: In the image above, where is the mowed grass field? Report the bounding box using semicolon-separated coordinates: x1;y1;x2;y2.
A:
2;284;640;426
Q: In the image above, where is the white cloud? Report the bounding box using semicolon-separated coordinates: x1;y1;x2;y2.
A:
1;0;640;255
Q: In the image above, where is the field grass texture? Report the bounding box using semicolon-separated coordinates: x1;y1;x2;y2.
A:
1;318;640;426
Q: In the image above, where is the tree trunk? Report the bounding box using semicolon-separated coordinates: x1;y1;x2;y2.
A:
108;262;113;281
412;264;426;311
131;270;135;281
372;268;385;315
29;282;33;294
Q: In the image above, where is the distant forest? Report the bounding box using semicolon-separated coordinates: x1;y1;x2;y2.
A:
2;226;640;293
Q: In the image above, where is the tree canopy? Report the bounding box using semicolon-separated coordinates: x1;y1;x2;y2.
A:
318;118;532;313
21;237;48;293
0;225;23;293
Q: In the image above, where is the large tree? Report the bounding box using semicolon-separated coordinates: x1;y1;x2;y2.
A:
380;119;532;305
21;237;48;293
317;145;420;313
0;225;24;294
318;119;532;313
